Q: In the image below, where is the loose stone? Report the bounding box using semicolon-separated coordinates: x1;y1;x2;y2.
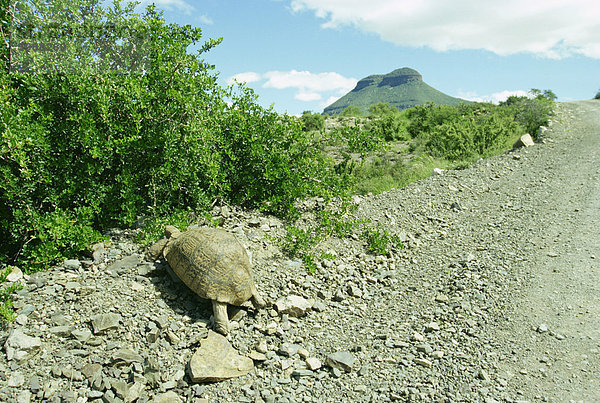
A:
274;295;312;317
414;358;433;368
325;352;356;373
91;313;122;334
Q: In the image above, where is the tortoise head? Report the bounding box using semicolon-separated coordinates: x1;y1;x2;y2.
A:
162;225;182;257
146;225;182;260
165;225;181;239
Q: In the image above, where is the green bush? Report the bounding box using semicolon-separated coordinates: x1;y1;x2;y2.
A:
368;102;398;117
365;112;409;141
427;109;523;161
594;89;600;100
340;105;364;117
500;89;555;139
0;0;348;271
406;103;469;138
339;126;386;154
300;111;325;132
404;95;553;161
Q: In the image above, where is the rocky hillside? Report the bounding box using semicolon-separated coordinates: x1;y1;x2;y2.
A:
323;68;469;115
1;101;599;402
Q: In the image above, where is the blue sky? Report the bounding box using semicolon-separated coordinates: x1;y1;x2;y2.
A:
137;0;599;115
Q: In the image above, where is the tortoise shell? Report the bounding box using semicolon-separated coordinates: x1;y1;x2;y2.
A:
164;227;256;306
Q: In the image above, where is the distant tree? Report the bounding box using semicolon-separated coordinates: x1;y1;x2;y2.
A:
300;110;325;132
529;88;557;101
368;102;398;116
595;89;600;100
340;105;363;117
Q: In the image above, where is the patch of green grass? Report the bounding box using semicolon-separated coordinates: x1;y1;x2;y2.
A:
0;267;22;325
362;225;404;256
353;153;451;195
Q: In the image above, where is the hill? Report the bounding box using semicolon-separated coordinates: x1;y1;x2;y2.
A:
323;67;470;115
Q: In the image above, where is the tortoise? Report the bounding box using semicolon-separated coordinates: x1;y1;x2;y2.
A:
149;225;265;335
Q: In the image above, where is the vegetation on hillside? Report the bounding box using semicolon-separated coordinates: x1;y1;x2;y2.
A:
0;0;555;322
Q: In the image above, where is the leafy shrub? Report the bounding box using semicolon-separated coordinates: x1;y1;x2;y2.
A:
500;90;554;139
427;109;523;161
340;105;364;117
368;102;398;117
0;267;21;322
340;126;386;154
405;103;469;138
1;1;348;271
595;90;600;100
372;112;410;141
300;111;325;132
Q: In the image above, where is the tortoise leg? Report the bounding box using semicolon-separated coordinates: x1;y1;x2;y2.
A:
212;300;229;335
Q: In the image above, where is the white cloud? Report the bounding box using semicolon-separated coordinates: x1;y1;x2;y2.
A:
227;72;263;86
227;70;357;103
139;0;194;14
321;95;342;109
263;70;357;93
290;0;600;59
296;91;322;101
458;90;530;104
198;15;214;25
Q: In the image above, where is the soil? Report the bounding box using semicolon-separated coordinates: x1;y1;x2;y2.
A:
1;100;599;402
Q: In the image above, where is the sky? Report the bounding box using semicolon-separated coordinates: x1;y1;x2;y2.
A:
135;0;599;115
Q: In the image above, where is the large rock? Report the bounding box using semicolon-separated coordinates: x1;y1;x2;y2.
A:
189;331;254;382
274;295;312;317
4;328;42;361
6;266;23;283
513;133;535;148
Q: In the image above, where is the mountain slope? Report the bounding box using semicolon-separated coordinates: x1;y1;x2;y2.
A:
323;67;469;115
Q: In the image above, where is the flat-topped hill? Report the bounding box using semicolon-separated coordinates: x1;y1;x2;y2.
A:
324;67;469;115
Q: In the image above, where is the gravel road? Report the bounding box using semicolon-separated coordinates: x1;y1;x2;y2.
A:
489;100;600;401
1;100;598;402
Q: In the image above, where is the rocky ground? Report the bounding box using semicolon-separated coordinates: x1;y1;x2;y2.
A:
1;100;599;402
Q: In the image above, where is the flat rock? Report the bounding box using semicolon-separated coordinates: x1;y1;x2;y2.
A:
71;328;92;342
107;255;140;274
153;391;183;403
325;351;355;372
91;313;122;334
4;328;42;361
63;259;81;270
189;331;254;382
81;363;103;381
8;371;25;387
414;358;433;368
274;295;312;317
112;348;144;365
306;357;322;370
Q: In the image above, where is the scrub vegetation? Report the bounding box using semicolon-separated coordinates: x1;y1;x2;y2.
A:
0;0;555;321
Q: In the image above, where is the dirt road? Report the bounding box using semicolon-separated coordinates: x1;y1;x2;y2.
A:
492;100;600;401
